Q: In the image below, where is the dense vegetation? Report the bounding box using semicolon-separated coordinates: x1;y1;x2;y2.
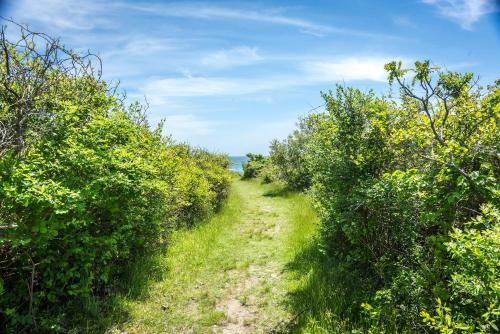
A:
0;24;231;331
252;61;499;332
1;19;498;334
269;126;312;190
242;153;277;183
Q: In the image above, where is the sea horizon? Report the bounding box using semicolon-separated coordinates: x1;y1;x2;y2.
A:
229;156;248;173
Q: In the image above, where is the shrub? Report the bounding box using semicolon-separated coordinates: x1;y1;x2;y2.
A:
242;153;278;183
242;153;266;179
0;24;231;331
277;62;499;332
421;204;499;333
269;123;312;191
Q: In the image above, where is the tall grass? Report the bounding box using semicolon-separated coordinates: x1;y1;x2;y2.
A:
282;191;371;333
278;188;417;333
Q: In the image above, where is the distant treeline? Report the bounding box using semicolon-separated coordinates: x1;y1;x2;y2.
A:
244;61;499;332
0;22;231;331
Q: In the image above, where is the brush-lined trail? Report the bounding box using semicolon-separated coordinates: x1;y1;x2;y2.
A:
99;178;318;334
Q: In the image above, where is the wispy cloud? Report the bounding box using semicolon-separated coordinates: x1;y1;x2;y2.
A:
123;2;397;39
234;119;297;154
121;37;180;55
141;56;400;99
143;77;241;98
124;2;332;33
141;76;291;99
422;0;497;30
163;114;217;137
9;0;107;30
303;57;396;82
201;46;262;69
393;16;417;28
10;0;394;39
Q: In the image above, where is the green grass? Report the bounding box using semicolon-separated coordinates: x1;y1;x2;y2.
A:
62;177;368;333
268;191;350;333
279;189;378;334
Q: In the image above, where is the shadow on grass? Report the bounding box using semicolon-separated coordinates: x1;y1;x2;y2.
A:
262;182;294;198
54;244;169;333
263;187;293;198
237;177;293;198
275;241;373;333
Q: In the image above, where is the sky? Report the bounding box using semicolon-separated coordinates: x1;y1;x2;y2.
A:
1;0;499;155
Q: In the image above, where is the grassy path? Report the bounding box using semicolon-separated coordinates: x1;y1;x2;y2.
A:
101;178;318;334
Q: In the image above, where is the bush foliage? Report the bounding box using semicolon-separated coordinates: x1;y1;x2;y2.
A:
268;61;499;332
242;153;277;183
0;25;230;331
269;125;312;190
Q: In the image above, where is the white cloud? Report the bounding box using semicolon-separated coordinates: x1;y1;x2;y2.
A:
140;56;399;99
99;39;181;80
8;1;399;40
141;76;296;98
422;0;497;30
201;46;262;69
123;2;397;39
9;0;107;30
121;38;180;55
101;37;181;61
163;114;217;138
125;3;332;33
133;55;406;154
303;57;395;82
143;77;243;98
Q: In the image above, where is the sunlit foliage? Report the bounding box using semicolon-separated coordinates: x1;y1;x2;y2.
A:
0;23;231;331
270;61;499;332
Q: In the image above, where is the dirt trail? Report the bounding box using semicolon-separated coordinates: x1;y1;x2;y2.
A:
106;178;309;334
212;180;292;333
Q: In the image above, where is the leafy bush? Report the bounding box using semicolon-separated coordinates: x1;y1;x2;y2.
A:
275;61;499;332
421;204;499;333
241;153;268;181
269;123;312;190
0;25;231;331
242;153;278;184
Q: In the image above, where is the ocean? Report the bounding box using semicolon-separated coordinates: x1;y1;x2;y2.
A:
229;156;248;174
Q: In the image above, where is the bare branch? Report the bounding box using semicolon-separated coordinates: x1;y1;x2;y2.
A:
0;18;104;155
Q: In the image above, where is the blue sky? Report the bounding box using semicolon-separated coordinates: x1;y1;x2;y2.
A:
2;0;499;155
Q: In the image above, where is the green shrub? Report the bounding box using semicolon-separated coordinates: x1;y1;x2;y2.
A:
242;153;278;184
421;204;499;333
242;153;266;179
0;26;231;331
269;123;312;190
277;62;499;332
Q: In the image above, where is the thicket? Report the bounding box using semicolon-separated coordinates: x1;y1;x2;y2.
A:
269;61;499;332
0;23;230;331
242;153;276;183
269;125;312;190
245;123;313;191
